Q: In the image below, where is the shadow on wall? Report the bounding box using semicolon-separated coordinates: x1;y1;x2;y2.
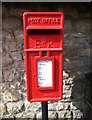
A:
71;72;91;119
62;66;91;119
63;25;91;118
63;31;91;119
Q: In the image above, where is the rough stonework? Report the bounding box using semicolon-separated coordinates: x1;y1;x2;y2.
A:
1;3;91;119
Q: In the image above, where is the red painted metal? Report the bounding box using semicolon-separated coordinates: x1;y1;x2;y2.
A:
23;12;64;102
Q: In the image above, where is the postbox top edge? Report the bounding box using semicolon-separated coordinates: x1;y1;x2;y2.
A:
23;12;64;16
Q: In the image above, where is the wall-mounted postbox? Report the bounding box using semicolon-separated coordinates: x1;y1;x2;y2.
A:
23;12;64;102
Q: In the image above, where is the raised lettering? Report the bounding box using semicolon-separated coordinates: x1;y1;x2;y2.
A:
28;18;40;24
28;17;60;24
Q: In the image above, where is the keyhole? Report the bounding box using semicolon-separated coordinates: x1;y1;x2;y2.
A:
34;75;35;77
42;51;47;56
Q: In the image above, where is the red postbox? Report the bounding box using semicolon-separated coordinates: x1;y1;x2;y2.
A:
23;12;64;102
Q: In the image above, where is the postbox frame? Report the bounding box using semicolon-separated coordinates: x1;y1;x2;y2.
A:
23;12;64;102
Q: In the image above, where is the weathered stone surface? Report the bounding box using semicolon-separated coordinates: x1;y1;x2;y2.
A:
57;103;71;110
25;99;41;112
68;9;78;19
63;90;72;99
48;111;57;118
64;48;79;58
72;92;84;101
10;52;22;61
0;82;10;92
11;60;25;71
74;19;90;32
36;112;42;118
2;31;15;42
80;48;90;56
63;71;70;79
65;111;73;118
9;8;28;18
48;103;58;111
36;111;57;118
64;20;73;30
0;35;2;52
2;35;19;52
13;29;24;49
2;5;8;16
64;33;69;38
0;70;2;84
0;102;6;115
2;90;21;102
65;37;85;47
13;29;23;41
2;17;22;30
7;101;24;114
85;30;92;45
63;77;74;85
16;111;35;118
7;41;19;52
1;114;14;119
0;52;2;67
63;85;71;91
58;110;72;118
58;111;66;118
64;60;84;70
71;102;84;111
63;94;72;100
3;68;20;82
2;52;14;67
73;110;83;118
70;32;85;38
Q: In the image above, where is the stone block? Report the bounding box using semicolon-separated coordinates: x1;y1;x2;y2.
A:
64;60;84;70
70;32;85;38
0;82;10;93
63;77;74;85
0;103;6;115
72;110;83;118
64;48;79;58
2;52;13;67
58;110;72;118
36;111;42;118
57;102;71;110
25;99;41;112
63;71;70;79
48;111;57;118
10;52;22;61
63;85;71;91
71;102;84;111
74;19;90;32
48;103;58;111
2;17;22;30
2;89;22;102
3;68;20;82
80;48;91;57
2;31;14;42
13;29;23;42
64;20;73;31
16;111;35;118
7;101;24;114
64;37;85;47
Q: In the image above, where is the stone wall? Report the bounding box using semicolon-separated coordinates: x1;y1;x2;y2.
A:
1;3;91;119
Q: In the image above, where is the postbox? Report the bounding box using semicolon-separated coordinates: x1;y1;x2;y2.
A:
23;12;64;102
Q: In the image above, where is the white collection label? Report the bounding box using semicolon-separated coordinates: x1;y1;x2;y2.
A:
38;60;52;87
